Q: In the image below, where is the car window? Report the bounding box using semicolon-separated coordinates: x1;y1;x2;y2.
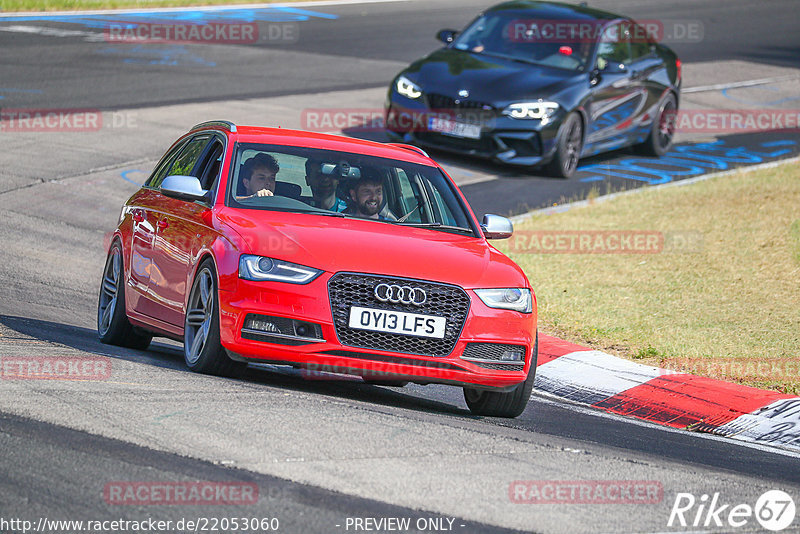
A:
227;144;476;235
168;135;210;179
451;11;593;71
596;23;631;68
628;22;652;60
233;150;310;199
145;138;188;189
396;168;422;221
197;138;225;197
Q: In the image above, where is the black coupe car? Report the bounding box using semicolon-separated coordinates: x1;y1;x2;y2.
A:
385;1;681;178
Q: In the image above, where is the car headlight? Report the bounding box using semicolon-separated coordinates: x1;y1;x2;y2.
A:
502;101;559;121
396;75;422;99
239;255;322;284
474;288;533;313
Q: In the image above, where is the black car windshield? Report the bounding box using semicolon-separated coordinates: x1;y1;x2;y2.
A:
452;11;596;71
227;143;477;236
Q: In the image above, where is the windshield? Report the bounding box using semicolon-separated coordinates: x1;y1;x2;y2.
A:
227;143;477;235
452;11;596;71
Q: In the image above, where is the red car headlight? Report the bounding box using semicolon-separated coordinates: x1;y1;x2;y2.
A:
474;288;533;313
239;255;322;284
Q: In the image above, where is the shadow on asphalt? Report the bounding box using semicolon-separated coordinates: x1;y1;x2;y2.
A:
0;314;471;418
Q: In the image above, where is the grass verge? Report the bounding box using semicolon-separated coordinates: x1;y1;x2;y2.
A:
498;161;800;394
0;0;302;12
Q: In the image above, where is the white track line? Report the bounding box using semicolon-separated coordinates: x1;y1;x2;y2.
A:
682;74;800;94
0;0;407;18
511;155;800;223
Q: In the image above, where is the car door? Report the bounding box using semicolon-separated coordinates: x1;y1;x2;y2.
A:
626;21;671;136
126;138;188;316
149;133;225;328
585;22;647;152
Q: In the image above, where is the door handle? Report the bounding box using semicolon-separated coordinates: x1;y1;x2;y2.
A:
157;218;169;230
132;210;144;223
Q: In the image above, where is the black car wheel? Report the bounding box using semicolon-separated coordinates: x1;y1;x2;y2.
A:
463;333;538;417
639;93;677;156
184;259;245;377
546;113;583;178
97;241;152;350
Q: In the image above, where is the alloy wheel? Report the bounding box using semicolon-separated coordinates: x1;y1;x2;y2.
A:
185;268;214;365
563;119;583;175
658;100;677;151
98;248;121;336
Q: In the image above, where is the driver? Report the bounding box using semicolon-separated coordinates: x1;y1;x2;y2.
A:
304;158;347;212
236;153;279;200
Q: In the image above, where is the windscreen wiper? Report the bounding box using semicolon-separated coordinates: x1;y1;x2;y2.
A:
480;51;537;65
290;209;346;217
395;222;474;234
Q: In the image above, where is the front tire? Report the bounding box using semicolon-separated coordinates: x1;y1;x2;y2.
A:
463;333;538;418
638;93;677;156
545;113;583;178
184;259;245;377
97;241;152;350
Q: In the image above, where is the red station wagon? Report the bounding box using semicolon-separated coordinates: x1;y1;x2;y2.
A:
98;121;538;417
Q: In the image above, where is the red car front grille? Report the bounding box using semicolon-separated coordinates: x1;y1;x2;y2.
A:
327;273;470;357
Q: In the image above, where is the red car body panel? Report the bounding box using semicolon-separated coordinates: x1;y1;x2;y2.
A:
113;125;537;389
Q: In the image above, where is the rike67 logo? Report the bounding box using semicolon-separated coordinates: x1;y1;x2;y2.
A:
668;490;796;531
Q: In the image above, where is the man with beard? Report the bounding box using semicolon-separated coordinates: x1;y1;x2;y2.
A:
304;158;347;212
346;173;387;220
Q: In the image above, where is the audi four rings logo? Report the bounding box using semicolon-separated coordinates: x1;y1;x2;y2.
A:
374;284;427;306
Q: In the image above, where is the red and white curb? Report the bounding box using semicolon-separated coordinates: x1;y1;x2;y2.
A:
535;334;800;452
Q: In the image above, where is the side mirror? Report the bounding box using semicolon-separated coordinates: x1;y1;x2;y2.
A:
589;68;601;86
160;175;207;202
481;214;513;239
436;29;458;44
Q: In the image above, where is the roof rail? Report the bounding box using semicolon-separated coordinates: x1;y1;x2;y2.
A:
388;143;429;158
191;120;237;133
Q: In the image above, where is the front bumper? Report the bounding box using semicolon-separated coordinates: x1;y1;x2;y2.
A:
218;272;537;390
385;97;565;168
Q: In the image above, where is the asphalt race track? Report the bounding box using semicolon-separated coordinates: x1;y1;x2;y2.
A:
1;1;800;532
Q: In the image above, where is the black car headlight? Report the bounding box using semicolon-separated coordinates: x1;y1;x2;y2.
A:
502;101;560;123
396;75;423;100
474;288;533;313
239;255;322;284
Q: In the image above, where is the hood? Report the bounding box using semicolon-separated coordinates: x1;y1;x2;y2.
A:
405;48;582;105
218;209;527;289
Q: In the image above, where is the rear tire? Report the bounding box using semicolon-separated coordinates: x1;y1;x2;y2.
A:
97;241;152;350
545;113;583;178
184;259;245;377
463;333;538;418
638;93;677;156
